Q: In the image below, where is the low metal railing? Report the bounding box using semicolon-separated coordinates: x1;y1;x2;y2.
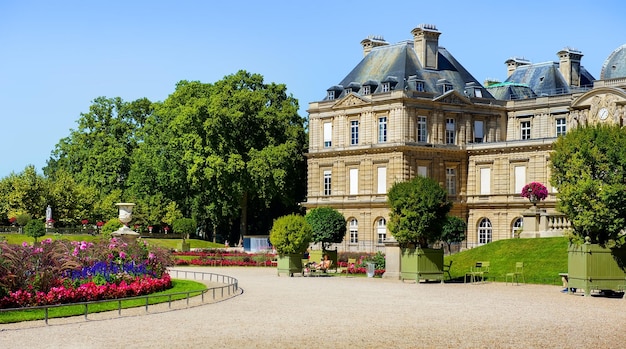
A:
0;269;239;325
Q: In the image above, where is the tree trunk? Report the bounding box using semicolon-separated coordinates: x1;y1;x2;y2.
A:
239;191;248;246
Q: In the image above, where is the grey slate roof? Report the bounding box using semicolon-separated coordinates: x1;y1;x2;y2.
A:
486;82;537;100
323;41;494;100
501;61;595;98
601;44;626;80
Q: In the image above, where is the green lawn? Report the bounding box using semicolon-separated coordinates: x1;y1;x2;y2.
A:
445;237;569;285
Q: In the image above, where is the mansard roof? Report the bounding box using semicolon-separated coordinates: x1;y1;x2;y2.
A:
486;82;537;100
503;61;595;97
323;41;494;101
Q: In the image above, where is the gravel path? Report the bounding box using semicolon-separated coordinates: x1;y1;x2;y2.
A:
2;266;626;348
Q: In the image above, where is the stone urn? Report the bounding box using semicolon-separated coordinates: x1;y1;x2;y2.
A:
111;203;140;241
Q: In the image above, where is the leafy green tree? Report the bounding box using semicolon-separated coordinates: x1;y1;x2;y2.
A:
269;214;312;255
305;207;346;249
387;176;452;247
23;219;46;243
16;213;31;228
129;72;307;245
46;170;97;226
550;124;626;247
2;166;47;220
44;96;153;198
173;217;197;243
440;215;467;254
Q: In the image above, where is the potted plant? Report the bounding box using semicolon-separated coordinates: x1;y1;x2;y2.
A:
269;214;312;277
520;181;548;206
550;124;626;295
387;176;451;283
305;207;346;271
173;218;196;252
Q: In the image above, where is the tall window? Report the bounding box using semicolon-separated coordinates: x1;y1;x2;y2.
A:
417;116;428;142
323;170;331;196
350;120;359;145
474;120;484;143
445;118;455;144
446;168;456;195
416;81;424;92
514;166;526;194
512;217;523;238
417;166;428;177
480;168;491;195
377;167;387;194
349;219;358;244
478;218;492;244
323;122;332;148
378;117;387;143
377;218;387;244
556;118;566;137
521;121;531;140
349;168;358;195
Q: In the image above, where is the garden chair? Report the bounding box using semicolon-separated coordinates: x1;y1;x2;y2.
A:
443;260;453;280
343;258;356;277
505;262;525;285
465;261;489;284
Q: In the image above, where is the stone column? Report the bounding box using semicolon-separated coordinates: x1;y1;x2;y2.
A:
383;235;401;280
520;206;542;238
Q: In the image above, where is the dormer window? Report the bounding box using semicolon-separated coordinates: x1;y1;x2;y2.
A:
345;88;352;94
416;81;424;92
362;85;371;95
326;85;343;101
382;83;390;92
443;84;453;93
327;91;335;100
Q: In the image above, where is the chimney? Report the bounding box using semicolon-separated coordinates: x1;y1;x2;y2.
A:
505;57;531;77
411;24;441;70
360;35;388;57
558;47;583;87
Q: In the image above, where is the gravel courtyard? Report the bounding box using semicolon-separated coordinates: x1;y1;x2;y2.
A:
2;266;626;348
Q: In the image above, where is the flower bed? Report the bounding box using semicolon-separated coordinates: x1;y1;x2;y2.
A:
0;238;172;308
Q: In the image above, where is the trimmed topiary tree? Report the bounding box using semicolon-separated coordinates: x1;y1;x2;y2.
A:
173;217;196;252
24;219;45;243
305;207;346;250
269;214;312;255
550;124;626;247
387;176;452;248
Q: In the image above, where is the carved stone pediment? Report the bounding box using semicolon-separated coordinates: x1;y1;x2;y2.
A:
570;88;626;127
332;93;370;109
433;90;472;105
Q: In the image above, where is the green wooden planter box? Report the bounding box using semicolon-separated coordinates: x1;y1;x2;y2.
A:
400;247;444;283
277;254;304;277
567;243;626;296
177;241;190;252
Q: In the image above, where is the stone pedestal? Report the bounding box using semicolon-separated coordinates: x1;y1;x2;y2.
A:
521;206;543;238
383;236;401;280
111;203;140;242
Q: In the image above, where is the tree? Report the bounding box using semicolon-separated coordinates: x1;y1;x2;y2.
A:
131;72;307;245
550;124;626;247
440;215;466;254
23;219;45;243
173;217;196;243
269;214;312;255
305;207;346;249
2;166;47;220
387;176;452;247
44;96;153;199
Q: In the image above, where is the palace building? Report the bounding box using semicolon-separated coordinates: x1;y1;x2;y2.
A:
303;24;626;252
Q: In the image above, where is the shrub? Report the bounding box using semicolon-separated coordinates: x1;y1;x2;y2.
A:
269;214;312;255
101;218;124;236
23;219;46;243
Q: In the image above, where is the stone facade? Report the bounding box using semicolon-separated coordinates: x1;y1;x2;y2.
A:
304;24;626;252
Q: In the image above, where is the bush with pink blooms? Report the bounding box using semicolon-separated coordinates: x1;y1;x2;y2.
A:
0;238;172;308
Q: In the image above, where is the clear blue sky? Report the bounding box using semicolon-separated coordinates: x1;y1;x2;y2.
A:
2;0;625;178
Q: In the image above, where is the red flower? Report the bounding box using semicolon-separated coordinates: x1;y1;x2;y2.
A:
96;221;104;227
8;217;16;224
81;219;89;225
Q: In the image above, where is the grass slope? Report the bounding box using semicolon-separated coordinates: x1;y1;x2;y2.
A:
445;237;569;285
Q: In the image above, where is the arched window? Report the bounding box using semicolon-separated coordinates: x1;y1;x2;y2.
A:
478;218;492;244
512;217;523;238
349;218;358;244
376;218;387;244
